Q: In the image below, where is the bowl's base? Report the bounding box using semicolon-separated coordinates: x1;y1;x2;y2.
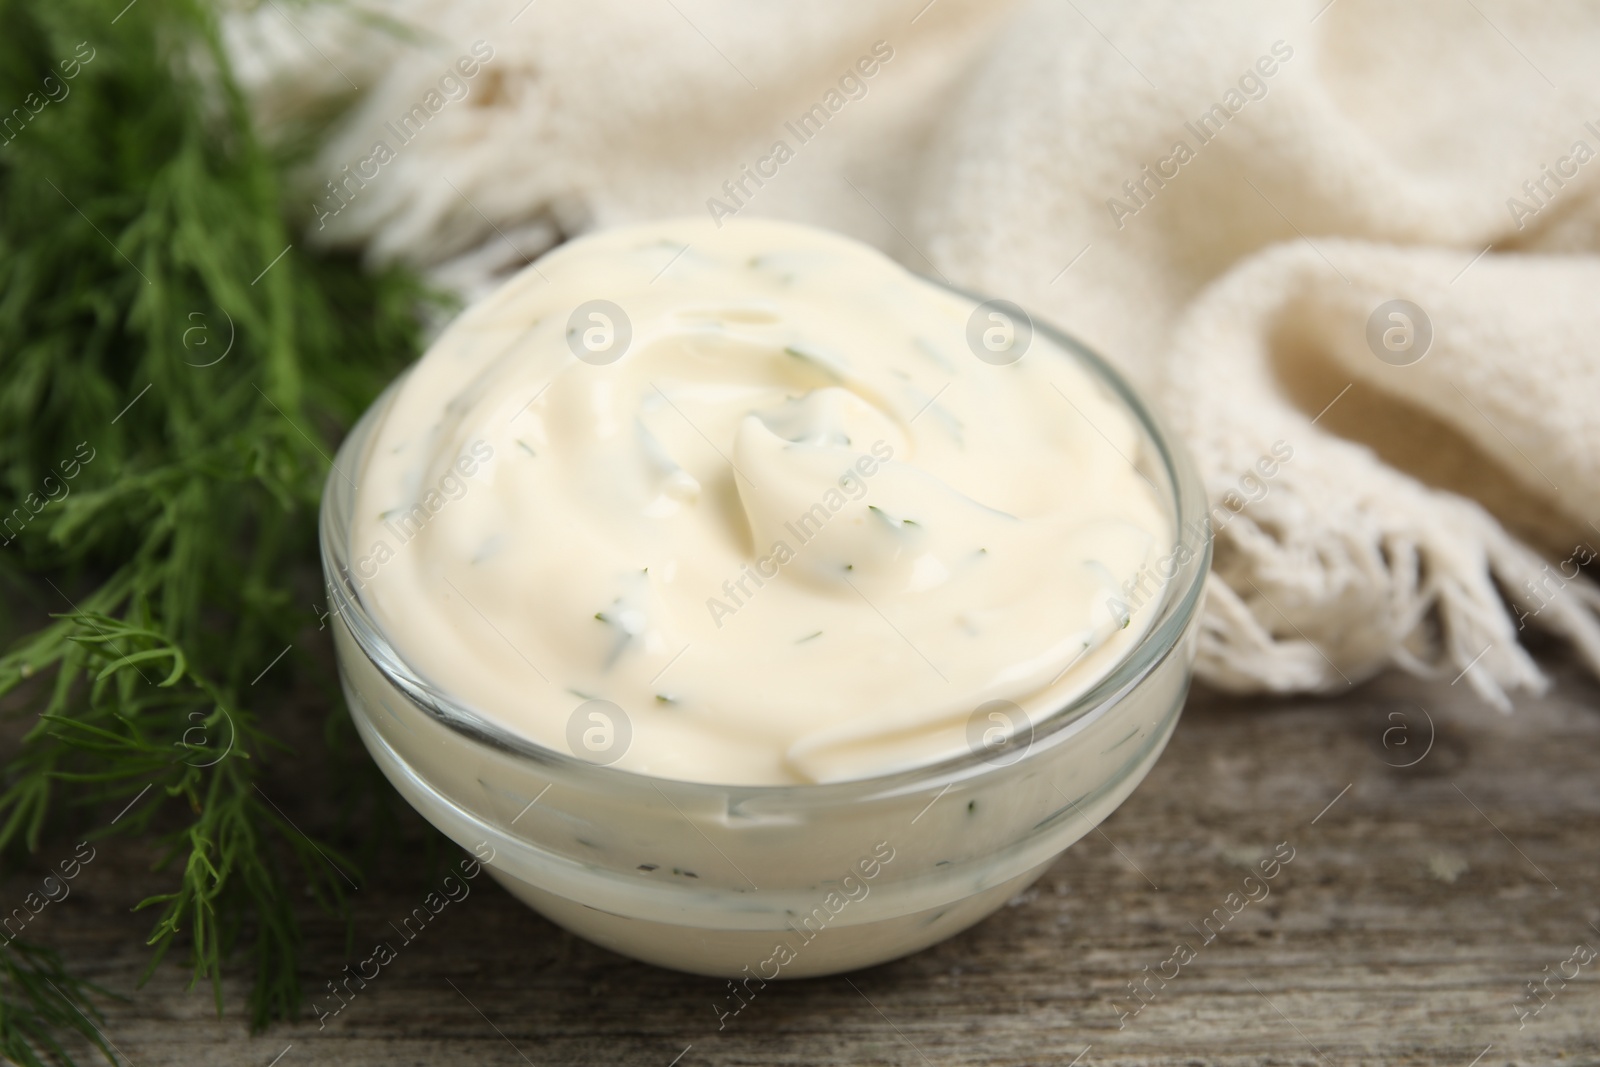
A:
485;858;1056;980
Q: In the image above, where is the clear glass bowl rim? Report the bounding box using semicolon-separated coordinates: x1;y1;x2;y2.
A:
318;283;1212;808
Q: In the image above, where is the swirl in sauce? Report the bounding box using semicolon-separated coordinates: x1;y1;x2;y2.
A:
350;218;1171;784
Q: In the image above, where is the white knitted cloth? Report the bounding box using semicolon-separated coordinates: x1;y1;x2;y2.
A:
229;0;1600;708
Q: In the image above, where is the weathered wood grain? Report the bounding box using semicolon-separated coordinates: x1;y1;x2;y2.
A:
10;645;1599;1066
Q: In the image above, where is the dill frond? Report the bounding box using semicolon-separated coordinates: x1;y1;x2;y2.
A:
0;939;118;1067
0;0;440;1058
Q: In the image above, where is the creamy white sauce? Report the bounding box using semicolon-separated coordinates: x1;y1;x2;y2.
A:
349;218;1170;785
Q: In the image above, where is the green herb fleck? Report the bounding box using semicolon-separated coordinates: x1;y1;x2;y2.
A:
868;504;918;528
783;345;843;380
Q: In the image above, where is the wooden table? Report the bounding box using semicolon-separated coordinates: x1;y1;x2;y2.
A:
16;645;1599;1066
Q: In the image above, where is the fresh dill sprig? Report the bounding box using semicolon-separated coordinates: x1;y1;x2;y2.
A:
0;0;439;1058
0;939;117;1067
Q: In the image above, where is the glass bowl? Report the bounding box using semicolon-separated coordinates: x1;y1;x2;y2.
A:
319;303;1209;980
